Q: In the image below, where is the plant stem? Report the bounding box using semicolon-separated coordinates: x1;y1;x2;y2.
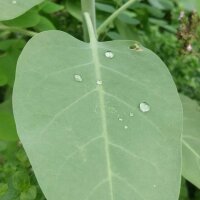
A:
97;0;137;37
84;12;97;43
81;0;96;42
0;24;37;37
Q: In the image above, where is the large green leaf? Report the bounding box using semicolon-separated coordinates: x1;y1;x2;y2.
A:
181;95;200;189
13;30;183;200
0;0;44;21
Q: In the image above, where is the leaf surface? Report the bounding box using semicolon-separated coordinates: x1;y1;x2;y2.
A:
13;30;183;200
0;0;44;21
181;95;200;189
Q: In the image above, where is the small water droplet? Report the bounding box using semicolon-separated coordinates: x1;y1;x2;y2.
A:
130;112;134;117
124;125;128;129
118;118;123;121
130;43;143;51
139;102;150;113
96;80;102;85
153;184;157;188
74;74;82;82
12;0;17;4
105;51;114;59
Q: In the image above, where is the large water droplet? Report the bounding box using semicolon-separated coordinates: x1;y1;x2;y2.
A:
130;43;143;52
12;0;17;4
96;80;102;85
139;102;150;113
74;74;82;82
105;51;114;59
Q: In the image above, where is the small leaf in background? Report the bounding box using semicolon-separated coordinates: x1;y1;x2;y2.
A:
0;183;8;197
118;11;140;25
181;94;200;189
34;16;56;32
13;31;182;200
40;1;64;14
148;0;174;10
0;100;18;141
96;2;115;13
65;0;82;21
179;179;188;200
0;39;26;87
13;171;30;191
3;9;40;28
20;186;37;200
0;69;8;86
0;0;45;21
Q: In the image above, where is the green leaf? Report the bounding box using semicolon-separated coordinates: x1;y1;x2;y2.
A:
181;95;200;189
148;0;174;10
13;31;182;200
0;39;26;86
118;12;140;25
96;3;115;13
20;186;37;200
41;1;64;14
12;171;30;191
33;16;56;32
65;0;82;21
0;68;8;86
3;9;40;28
179;178;188;200
0;183;8;197
0;100;18;141
0;0;44;21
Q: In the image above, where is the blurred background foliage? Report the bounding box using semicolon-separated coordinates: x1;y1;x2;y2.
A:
0;0;200;199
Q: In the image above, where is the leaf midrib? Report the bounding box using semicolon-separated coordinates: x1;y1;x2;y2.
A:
90;39;114;200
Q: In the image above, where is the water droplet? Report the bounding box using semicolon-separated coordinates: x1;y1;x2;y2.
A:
139;102;150;113
118;118;123;121
124;125;128;129
153;184;157;188
74;74;82;82
96;80;102;85
129;43;143;51
186;44;192;52
105;51;114;59
130;112;134;117
12;0;17;4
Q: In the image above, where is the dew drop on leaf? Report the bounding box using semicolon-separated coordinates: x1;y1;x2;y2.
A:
118;118;123;121
139;102;150;113
124;125;128;129
12;0;17;4
130;112;134;117
129;43;143;52
96;80;102;85
74;74;82;82
105;51;114;59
